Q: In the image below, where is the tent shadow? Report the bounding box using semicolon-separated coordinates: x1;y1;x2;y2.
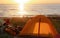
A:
19;34;53;38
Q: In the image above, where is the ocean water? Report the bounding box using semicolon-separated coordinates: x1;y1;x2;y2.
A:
27;4;60;15
0;4;18;17
0;4;60;17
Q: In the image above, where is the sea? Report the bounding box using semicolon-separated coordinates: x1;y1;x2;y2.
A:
0;4;60;17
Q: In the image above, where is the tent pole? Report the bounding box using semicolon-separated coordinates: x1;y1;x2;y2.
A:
38;18;41;36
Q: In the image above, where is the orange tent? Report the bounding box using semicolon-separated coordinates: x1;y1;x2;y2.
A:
19;15;58;36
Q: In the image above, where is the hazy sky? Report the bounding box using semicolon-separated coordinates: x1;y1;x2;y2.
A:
0;0;60;4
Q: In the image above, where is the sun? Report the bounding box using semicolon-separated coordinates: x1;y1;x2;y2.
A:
15;0;30;4
14;0;30;16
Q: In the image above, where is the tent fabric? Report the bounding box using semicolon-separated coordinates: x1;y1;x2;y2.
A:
19;15;58;36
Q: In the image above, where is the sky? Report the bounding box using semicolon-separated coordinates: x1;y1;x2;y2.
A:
0;0;60;4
